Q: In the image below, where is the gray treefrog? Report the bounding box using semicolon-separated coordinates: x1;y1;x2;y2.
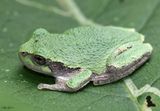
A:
19;26;153;92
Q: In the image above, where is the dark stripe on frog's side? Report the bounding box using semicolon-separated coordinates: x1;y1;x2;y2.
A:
30;54;81;78
48;61;80;77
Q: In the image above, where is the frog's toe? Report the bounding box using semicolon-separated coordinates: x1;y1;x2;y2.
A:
37;83;49;90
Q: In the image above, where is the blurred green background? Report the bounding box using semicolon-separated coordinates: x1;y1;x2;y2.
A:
0;0;160;111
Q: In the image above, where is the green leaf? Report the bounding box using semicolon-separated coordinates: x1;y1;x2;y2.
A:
0;0;160;111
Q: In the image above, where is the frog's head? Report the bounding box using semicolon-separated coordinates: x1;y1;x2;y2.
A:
18;28;52;75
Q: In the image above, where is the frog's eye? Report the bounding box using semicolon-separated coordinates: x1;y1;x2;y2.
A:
33;55;46;65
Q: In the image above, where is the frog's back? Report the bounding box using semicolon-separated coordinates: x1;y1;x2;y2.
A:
23;26;143;73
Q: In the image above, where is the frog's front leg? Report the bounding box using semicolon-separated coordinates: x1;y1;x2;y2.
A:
37;78;70;91
38;69;92;92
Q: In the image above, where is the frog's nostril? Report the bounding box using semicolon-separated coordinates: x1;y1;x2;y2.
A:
21;52;28;56
33;55;46;65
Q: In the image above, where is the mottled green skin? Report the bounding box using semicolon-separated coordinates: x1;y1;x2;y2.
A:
19;26;153;91
20;26;152;73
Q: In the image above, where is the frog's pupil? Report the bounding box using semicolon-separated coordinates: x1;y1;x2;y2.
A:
33;55;46;65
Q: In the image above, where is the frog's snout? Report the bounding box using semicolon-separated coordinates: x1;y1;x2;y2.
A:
18;52;27;63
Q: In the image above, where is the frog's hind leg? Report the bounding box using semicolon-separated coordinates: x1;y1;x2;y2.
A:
92;42;152;85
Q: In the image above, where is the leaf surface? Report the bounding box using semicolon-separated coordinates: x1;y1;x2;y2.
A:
0;0;160;111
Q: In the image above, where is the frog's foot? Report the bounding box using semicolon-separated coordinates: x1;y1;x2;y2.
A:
37;81;70;92
38;69;92;92
92;42;152;85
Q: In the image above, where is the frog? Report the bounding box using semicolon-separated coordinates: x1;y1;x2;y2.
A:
18;26;153;92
